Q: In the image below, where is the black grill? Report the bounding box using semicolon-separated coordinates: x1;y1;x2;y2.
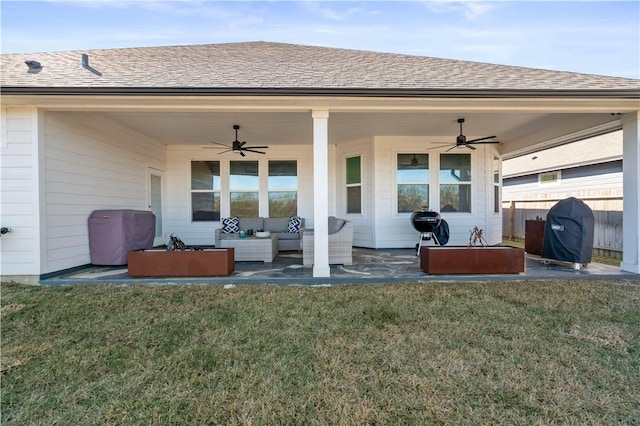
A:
410;209;441;233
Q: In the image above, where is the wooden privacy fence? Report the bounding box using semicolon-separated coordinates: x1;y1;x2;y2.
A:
502;196;623;255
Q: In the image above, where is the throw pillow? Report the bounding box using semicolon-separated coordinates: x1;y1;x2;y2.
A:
287;216;302;233
222;217;239;233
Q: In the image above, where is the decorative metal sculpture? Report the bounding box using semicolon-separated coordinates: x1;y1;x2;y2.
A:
468;226;488;247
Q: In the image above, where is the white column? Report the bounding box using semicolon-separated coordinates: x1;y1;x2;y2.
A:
312;110;330;277
621;112;640;274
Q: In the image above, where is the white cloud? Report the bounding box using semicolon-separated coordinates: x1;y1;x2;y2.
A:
421;0;497;19
302;1;348;21
2;0;637;78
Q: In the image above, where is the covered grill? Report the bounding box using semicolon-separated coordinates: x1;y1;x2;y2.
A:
88;209;156;265
411;209;448;254
542;197;594;269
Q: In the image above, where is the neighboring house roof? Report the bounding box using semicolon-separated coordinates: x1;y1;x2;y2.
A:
502;130;623;178
1;41;639;95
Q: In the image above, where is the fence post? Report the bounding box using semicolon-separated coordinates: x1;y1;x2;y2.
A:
509;200;515;240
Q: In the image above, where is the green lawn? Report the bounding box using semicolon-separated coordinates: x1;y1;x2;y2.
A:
2;280;639;425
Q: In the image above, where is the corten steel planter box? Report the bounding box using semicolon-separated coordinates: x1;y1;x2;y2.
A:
525;220;546;256
128;248;234;277
420;246;525;274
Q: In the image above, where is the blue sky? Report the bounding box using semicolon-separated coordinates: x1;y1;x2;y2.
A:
1;1;638;78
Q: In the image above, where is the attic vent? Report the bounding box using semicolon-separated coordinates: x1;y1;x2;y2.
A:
25;60;42;74
81;53;103;76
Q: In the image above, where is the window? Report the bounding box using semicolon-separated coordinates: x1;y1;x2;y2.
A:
493;156;500;213
397;153;429;213
230;161;259;217
346;156;362;214
539;171;560;186
268;160;298;217
191;161;220;221
440;153;471;212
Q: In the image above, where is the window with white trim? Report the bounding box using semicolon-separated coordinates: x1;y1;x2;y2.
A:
346;156;362;214
230;160;259;217
539;171;560;186
397;153;429;213
440;153;471;213
191;161;220;221
493;156;500;213
268;160;298;217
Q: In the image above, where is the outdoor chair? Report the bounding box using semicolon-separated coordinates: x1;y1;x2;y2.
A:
302;217;353;267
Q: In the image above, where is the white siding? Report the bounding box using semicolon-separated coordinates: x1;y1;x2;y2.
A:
372;136;497;248
42;112;165;273
164;144;314;246
0;106;42;278
503;173;623;205
502;163;623;251
335;138;375;248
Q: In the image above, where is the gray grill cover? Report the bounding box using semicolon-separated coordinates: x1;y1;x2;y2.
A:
542;197;594;264
88;210;156;265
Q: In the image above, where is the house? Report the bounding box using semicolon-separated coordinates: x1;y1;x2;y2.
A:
502;131;623;256
1;41;639;282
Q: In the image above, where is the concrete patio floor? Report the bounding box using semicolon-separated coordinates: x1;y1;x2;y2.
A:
41;247;637;286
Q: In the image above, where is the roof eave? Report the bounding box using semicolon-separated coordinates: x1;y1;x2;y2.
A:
1;86;639;98
503;156;624;179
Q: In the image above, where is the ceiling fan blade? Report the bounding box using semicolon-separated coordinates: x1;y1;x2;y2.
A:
425;145;450;151
245;145;269;149
445;144;476;152
466;135;496;143
239;141;247;147
216;149;232;154
240;151;246;157
243;148;266;154
209;141;232;148
468;140;501;145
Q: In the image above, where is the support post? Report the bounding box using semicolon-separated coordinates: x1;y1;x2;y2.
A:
621;112;640;273
509;200;515;240
312;110;330;277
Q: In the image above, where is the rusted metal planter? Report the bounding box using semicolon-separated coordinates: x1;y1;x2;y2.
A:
420;246;525;274
525;220;546;256
128;248;234;277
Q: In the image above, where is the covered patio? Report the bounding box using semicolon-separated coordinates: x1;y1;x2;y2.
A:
40;247;634;286
1;42;639;283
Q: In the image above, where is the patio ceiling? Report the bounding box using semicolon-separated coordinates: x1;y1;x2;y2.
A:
97;109;622;158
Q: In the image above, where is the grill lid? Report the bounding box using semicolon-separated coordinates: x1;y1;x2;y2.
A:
410;209;441;232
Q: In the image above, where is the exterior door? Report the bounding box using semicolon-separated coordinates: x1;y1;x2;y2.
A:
148;169;164;246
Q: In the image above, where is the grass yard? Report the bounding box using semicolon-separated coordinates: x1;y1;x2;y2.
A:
2;280;639;425
502;238;621;267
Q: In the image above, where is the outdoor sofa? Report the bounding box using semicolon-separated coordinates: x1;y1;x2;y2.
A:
215;216;304;251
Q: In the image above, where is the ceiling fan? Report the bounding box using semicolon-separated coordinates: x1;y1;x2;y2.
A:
203;124;268;156
399;153;426;168
429;118;500;152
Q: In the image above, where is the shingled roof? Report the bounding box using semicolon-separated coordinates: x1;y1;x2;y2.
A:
1;41;638;95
